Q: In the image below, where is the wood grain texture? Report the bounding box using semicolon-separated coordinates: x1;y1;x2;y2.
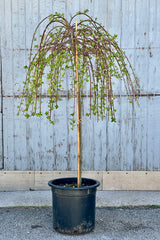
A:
0;0;160;172
0;46;2;169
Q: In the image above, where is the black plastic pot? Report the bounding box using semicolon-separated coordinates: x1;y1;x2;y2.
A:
48;177;100;235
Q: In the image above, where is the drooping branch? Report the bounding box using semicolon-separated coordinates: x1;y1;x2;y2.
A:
18;11;139;126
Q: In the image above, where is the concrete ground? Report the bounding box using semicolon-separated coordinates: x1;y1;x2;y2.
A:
1;190;160;208
0;190;160;240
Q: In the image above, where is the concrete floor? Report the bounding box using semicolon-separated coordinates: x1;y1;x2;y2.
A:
1;190;160;240
0;206;160;240
0;190;160;208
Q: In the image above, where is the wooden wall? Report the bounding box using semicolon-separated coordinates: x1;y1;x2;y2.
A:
0;0;160;172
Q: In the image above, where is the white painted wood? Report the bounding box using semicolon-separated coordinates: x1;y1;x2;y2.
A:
3;96;160;171
149;0;160;48
3;97;15;170
0;41;3;169
0;72;2;168
1;0;14;96
121;0;135;49
135;0;149;47
0;114;2;169
0;0;160;175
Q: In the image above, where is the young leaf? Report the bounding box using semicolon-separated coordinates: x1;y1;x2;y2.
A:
84;9;89;13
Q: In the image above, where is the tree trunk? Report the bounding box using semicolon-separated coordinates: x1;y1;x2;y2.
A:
75;20;82;187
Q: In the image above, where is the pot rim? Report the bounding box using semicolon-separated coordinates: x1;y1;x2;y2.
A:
48;177;100;190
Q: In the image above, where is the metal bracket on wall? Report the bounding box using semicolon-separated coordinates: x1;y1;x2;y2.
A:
0;39;4;170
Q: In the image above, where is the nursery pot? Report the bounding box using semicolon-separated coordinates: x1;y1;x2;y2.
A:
48;177;100;235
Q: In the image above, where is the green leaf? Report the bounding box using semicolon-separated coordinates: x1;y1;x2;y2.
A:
25;113;30;119
50;120;55;125
76;11;81;15
36;113;42;117
111;117;116;123
84;9;89;13
17;10;139;129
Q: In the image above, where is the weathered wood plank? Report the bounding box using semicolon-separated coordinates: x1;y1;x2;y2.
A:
1;0;160;174
53;0;66;16
0;0;5;39
3;97;15;170
0;38;3;169
106;0;122;41
106;96;160;171
3;95;160;171
1;0;13;96
25;0;38;50
0;115;2;169
148;48;160;94
135;0;150;48
121;0;135;49
146;96;160;171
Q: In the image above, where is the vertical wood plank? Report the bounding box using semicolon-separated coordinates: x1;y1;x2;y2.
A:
121;0;135;49
2;0;13;96
14;97;29;170
105;0;122;41
1;0;160;172
106;0;122;96
0;0;4;169
135;0;150;48
81;98;95;170
3;97;15;170
0;42;2;169
147;97;160;171
149;0;160;48
53;0;66;15
106;98;121;170
0;115;2;168
148;48;160;94
12;0;26;94
66;98;77;170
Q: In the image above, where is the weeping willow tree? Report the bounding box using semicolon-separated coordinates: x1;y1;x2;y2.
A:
18;10;139;187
